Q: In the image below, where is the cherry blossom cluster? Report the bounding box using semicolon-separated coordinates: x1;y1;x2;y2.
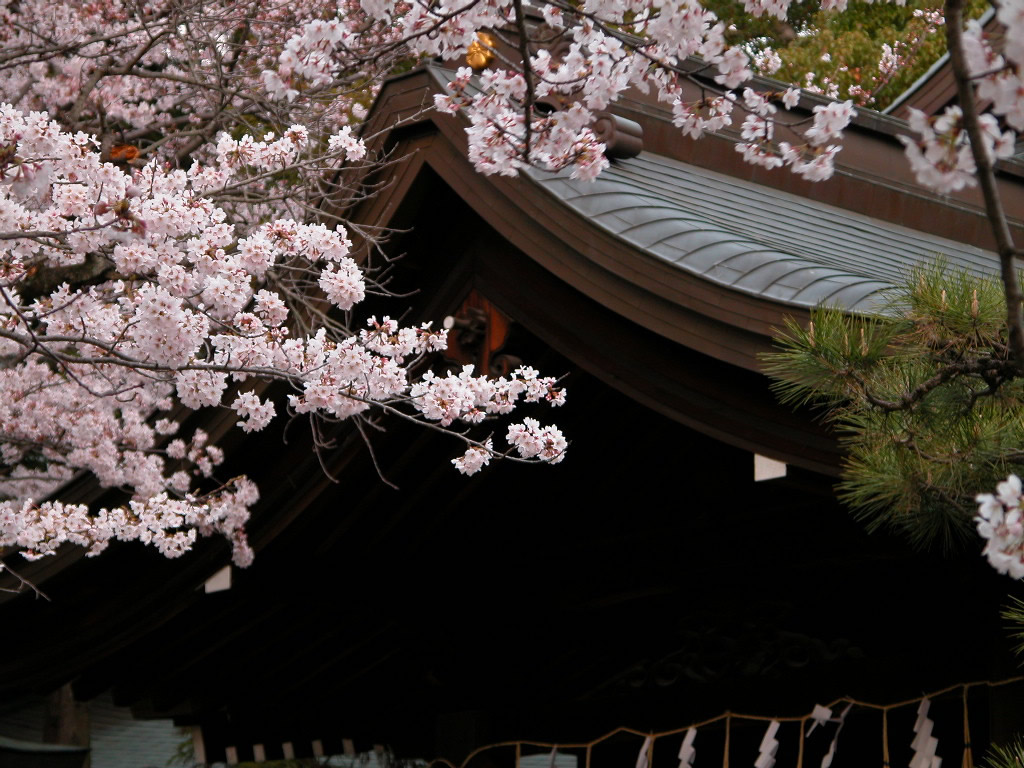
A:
898;6;1022;193
260;13;400;104
964;14;1024;132
730;88;855;180
879;44;903;78
417;2;765;178
976;475;1024;579
899;106;1015;193
877;10;945;85
0;479;257;566
506;418;568;464
444;367;567;476
4;0;1024;579
0;0;393;146
450;412;568;477
0;104;566;568
452;439;494;476
409;364;565;427
436;67;610;179
753;48;783;76
353;0;873;181
672;96;735;140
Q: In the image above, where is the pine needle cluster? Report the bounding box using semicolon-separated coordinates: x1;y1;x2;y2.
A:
765;262;1024;551
981;736;1024;768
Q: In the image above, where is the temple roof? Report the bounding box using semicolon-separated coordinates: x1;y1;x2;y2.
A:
4;56;1024;767
529;153;999;312
421;61;1019;324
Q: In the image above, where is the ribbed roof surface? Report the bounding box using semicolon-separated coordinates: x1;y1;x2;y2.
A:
0;694;182;768
88;693;183;768
527;154;1000;311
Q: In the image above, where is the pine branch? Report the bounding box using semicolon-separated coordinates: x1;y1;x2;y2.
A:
766;266;1024;551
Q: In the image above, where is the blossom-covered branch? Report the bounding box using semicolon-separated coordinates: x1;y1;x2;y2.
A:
0;101;566;568
4;0;1024;577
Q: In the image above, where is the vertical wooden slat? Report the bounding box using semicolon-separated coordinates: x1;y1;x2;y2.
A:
192;727;207;766
283;742;296;759
313;739;325;757
344;739;357;756
225;746;239;765
43;683;89;758
253;743;266;762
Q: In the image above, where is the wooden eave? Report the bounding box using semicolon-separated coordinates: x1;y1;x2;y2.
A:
361;65;1021;352
422;45;1024;245
360;68;805;371
351;65;1020;474
352;69;854;474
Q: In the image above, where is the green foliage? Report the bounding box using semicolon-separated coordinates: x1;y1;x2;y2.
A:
1002;596;1024;660
704;0;822;45
167;728;196;767
773;1;947;107
711;0;990;109
980;735;1024;768
765;262;1024;551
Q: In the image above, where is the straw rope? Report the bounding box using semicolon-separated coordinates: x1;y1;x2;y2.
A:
882;708;890;768
722;714;730;768
962;686;974;768
420;675;1024;768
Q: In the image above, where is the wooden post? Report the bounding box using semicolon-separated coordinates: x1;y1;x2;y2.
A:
43;683;89;767
192;726;207;766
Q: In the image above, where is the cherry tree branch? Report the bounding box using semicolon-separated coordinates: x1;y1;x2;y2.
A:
945;0;1024;370
0;560;51;601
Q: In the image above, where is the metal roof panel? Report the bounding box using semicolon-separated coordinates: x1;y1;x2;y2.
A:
527;154;999;311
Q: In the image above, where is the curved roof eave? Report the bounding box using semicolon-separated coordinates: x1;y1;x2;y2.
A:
525;152;1001;314
351;69;854;470
412;64;1001;319
360;65;1003;378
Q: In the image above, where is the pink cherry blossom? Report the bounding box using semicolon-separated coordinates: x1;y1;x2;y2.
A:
2;0;1023;580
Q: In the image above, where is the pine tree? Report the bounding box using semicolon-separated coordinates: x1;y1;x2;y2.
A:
766;262;1024;550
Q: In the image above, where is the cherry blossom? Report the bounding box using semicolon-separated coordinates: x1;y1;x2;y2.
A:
977;476;1024;579
3;0;1024;580
452;440;494;476
899;107;1014;194
0;100;566;574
